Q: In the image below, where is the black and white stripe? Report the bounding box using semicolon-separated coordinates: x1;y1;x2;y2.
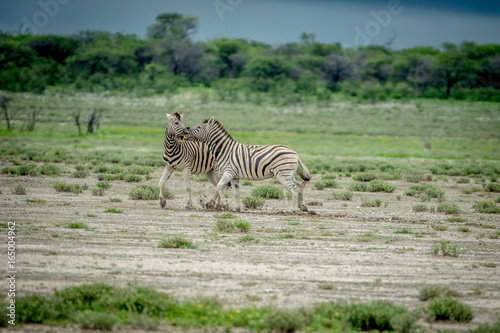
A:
159;113;223;209
187;117;311;212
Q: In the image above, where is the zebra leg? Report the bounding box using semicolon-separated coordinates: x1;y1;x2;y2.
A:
275;172;300;212
231;179;241;212
204;171;220;209
298;179;308;212
183;167;193;210
216;171;234;211
159;165;174;208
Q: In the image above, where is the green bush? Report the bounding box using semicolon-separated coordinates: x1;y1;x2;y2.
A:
353;172;377;182
129;185;160;200
53;181;83;194
432;240;459;257
456;177;470;183
349;180;395;192
97;181;111;189
332;190;353;200
127;165;153;175
234;219;251;232
39;163;61;175
215;219;235;232
264;308;310;333
418;285;460;301
124;174;142;182
214;212;237;219
92;187;105;196
314;179;339;190
361;198;382;207
251;184;284;199
436;203;461;215
17;164;38;176
348;181;368;192
426;297;473;322
405;184;445;201
242;196;265;209
76;310;118;330
159;236;196;249
484;183;500;192
72;170;88;178
473;200;500;214
412;204;428;212
11;183;27;195
345;301;408;332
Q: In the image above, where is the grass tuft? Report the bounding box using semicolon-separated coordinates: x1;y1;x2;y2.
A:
473;200;500;214
129;185;161;200
426;296;474;322
251;184;284;199
436;203;461;215
332;189;353;200
418;285;460;301
242;196;265;209
159;236;196;249
11;183;27;195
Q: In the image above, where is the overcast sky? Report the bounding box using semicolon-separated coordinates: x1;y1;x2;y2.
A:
1;0;499;49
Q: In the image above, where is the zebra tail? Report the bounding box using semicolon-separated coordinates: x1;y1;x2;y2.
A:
297;158;311;184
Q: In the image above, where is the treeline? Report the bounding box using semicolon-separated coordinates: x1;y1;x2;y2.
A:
1;12;500;102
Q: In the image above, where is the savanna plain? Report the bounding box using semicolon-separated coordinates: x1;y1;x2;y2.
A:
1;91;500;332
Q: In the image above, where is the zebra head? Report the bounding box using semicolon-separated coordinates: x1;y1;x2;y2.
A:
165;113;190;142
186;117;216;142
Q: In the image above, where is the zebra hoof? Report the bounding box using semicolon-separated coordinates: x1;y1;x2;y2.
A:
160;198;166;208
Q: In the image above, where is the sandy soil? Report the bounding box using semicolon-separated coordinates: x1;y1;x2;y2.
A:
0;166;499;332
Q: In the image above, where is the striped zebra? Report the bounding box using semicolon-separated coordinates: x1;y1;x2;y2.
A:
185;117;311;212
159;113;225;209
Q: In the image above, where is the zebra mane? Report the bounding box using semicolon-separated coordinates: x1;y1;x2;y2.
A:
203;118;233;140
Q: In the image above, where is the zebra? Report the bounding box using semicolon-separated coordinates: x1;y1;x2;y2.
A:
184;117;311;212
159;112;226;209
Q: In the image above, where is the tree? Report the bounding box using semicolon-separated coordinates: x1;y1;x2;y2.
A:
436;50;478;98
147;13;197;40
322;54;353;91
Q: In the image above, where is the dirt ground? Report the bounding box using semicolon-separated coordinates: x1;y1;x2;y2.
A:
1;166;499;332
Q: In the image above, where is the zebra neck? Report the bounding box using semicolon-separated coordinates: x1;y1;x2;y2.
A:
164;135;181;150
208;130;233;159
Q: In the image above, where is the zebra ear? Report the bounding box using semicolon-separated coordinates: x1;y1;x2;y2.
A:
208;117;215;125
166;113;172;120
180;113;184;121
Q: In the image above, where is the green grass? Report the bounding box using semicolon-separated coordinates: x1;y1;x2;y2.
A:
349;180;395;193
97;180;112;189
67;222;87;229
473;200;500;214
412;204;428;212
352;172;378;182
53;181;83;194
104;208;123;213
432;241;459;257
314;179;339;190
11;183;27;195
436;203;462;215
426;297;474;322
159;236;196;249
251;184;284;199
332;189;353;200
242;196;265;209
129;185;161;200
234;219;251;232
0;282;422;331
361;198;382;207
39;163;61;175
484;183;500;192
215;219;235;233
214;212;238;219
405;184;445;201
92;187;106;196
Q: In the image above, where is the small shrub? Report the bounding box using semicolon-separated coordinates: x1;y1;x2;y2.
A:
405;184;444;201
242;196;265;209
124;174;141;182
97;181;111;189
215;212;237;219
39;163;61;175
238;235;256;243
332;190;353;200
473;200;500;214
405;171;423;183
127;165;152;175
72;170;88;178
108;165;124;174
17;164;38;176
345;301;408;332
159;236;196;249
436;203;461;215
234;219;251;232
418;285;460;301
353;172;377;182
264;308;310;333
215;219;235;232
432;225;448;231
457;177;470;184
484;183;500;192
447;216;467;222
426;296;473;322
67;222;87;229
129;185;160;200
94;165;108;173
251;184;284;199
361;198;382;207
413;204;428;212
432;240;459;257
321;173;336;180
92;187;105;196
367;180;396;192
53;181;83;194
349;182;368;192
76;310;118;330
242;180;253;186
11;183;27;195
460;186;481;194
104;208;123;213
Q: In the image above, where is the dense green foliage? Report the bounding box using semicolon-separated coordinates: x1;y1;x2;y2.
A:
1;13;500;101
0;282;419;332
